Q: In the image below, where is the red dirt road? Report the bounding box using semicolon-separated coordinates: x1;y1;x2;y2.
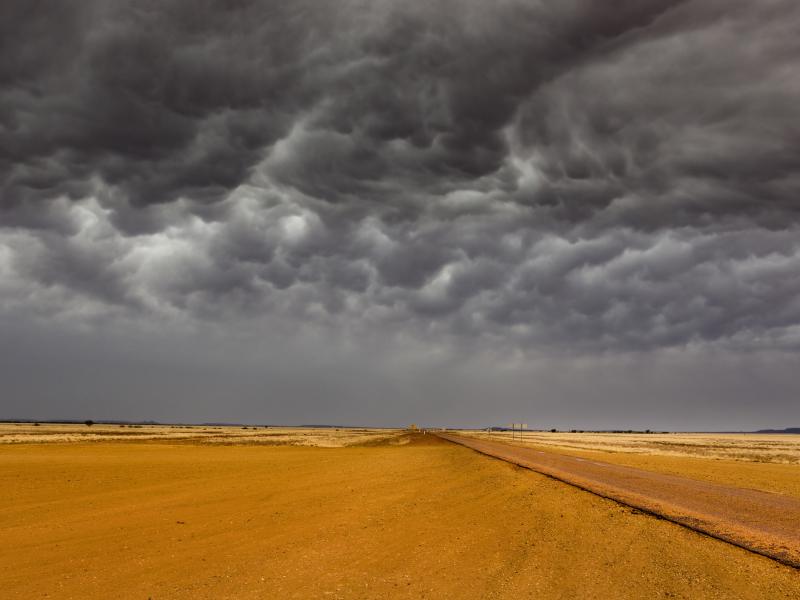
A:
438;433;800;568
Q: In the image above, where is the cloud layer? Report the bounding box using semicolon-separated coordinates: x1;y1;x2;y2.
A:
2;1;800;426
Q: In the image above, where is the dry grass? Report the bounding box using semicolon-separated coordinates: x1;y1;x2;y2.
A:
459;430;800;498
462;431;800;464
0;423;401;447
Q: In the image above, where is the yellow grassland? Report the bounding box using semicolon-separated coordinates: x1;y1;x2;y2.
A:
0;423;401;447
460;430;800;498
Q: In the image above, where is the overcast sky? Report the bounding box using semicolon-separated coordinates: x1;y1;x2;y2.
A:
2;0;799;429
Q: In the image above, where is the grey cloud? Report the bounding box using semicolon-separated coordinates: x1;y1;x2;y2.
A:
2;0;800;362
511;0;800;229
1;0;328;213
2;0;690;213
6;190;800;354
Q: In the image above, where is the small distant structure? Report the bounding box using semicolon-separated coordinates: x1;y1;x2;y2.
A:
509;422;528;440
408;423;419;431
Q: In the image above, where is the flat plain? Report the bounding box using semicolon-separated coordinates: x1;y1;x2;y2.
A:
459;430;800;498
1;424;799;599
0;423;400;447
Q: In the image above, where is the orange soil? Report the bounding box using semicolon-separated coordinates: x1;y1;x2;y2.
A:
1;434;798;599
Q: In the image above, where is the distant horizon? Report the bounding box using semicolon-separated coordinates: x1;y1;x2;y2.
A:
3;417;798;435
3;2;800;430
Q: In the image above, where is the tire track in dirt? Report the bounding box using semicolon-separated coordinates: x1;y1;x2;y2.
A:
437;433;800;569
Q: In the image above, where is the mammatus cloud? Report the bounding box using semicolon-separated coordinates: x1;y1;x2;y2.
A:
2;0;800;362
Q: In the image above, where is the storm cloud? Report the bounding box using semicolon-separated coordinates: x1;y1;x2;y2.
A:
1;0;800;426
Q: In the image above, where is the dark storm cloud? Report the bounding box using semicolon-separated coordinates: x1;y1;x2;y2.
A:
2;0;800;357
511;1;800;230
2;0;684;211
1;1;322;219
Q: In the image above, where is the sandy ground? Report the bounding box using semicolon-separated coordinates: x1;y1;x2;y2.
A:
0;423;401;447
460;431;800;499
440;433;800;568
2;434;799;599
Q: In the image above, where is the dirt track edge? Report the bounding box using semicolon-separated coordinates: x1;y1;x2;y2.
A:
436;432;800;570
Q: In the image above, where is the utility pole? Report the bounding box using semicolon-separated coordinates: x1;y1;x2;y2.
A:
509;422;529;441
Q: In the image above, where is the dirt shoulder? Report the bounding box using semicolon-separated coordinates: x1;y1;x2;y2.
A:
1;435;799;599
440;432;800;569
458;430;800;499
